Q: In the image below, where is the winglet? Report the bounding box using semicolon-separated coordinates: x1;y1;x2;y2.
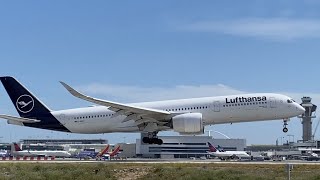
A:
59;81;83;98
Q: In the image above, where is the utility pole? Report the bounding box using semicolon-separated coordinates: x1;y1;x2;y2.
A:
205;130;213;137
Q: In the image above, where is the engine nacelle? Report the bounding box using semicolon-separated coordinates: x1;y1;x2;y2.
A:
172;113;204;135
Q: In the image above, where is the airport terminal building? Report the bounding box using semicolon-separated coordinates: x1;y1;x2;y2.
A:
0;136;246;159
136;136;246;159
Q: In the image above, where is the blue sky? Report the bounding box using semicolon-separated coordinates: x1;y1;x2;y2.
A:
0;1;320;145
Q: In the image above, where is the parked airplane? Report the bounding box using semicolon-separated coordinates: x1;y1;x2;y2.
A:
0;150;9;157
97;145;121;160
299;148;320;160
307;151;319;157
96;144;111;158
0;76;305;145
78;145;121;160
207;142;249;159
77;144;110;159
12;143;71;157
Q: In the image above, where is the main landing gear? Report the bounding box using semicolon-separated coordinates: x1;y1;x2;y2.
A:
142;132;163;145
283;119;289;133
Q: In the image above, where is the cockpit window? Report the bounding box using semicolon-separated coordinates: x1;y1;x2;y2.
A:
287;99;294;103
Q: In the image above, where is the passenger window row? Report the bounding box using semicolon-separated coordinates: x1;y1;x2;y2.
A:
74;114;113;120
223;101;267;107
165;106;209;112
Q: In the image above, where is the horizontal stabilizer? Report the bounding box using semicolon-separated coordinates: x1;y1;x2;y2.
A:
0;114;40;123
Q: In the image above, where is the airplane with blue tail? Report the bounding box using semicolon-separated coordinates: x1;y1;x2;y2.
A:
0;76;305;145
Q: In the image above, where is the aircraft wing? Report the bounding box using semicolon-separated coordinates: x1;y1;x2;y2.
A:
0;114;40;123
60;82;171;123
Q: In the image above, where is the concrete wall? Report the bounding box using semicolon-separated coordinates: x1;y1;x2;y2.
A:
117;143;136;158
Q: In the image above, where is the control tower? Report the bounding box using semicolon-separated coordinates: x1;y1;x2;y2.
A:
299;97;317;142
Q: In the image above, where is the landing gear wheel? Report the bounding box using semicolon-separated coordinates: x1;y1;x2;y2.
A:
155;138;163;145
283;127;288;133
142;137;163;145
142;137;150;144
282;119;289;133
142;132;163;145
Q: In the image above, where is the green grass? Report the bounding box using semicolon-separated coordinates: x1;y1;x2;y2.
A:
0;163;319;180
0;163;115;180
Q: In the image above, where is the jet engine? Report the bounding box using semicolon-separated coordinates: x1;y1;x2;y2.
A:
172;113;204;135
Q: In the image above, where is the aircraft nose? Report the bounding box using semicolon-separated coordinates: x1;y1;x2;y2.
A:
296;104;305;114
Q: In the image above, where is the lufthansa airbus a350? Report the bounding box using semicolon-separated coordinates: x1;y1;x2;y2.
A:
0;76;305;145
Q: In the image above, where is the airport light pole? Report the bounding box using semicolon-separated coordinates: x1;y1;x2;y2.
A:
287;135;294;150
277;137;284;146
285;164;293;180
287;135;294;143
205;130;213;137
277;137;281;146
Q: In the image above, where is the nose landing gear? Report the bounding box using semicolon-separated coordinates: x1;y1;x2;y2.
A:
283;119;289;133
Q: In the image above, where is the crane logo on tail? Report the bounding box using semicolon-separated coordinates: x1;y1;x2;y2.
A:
16;95;34;113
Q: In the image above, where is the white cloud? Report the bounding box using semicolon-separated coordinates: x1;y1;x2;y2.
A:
181;18;320;41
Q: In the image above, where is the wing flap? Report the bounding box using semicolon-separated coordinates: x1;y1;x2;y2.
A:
0;114;40;123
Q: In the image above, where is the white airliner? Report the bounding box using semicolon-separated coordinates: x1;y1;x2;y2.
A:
207;142;249;159
12;143;71;157
0;76;305;145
